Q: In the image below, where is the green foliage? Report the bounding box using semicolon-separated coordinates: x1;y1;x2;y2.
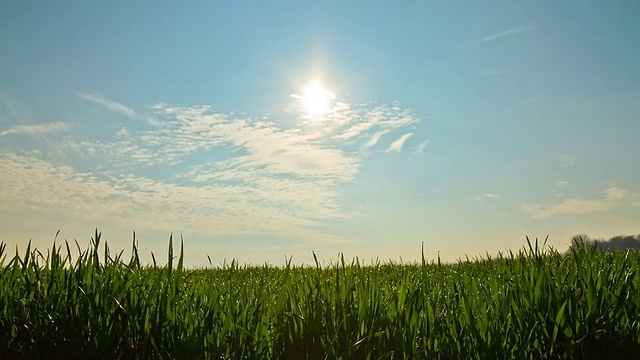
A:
1;232;639;359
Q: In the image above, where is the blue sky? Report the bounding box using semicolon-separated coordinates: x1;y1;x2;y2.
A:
1;1;639;266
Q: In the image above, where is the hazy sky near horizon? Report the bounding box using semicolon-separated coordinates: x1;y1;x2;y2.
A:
1;1;639;266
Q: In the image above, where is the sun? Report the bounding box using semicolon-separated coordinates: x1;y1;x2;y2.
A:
300;80;334;120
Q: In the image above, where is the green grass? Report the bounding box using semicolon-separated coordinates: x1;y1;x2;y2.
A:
1;230;639;359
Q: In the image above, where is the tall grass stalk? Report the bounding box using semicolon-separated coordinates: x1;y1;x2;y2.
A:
1;232;639;359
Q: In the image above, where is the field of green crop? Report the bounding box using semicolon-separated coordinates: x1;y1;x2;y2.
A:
1;231;639;359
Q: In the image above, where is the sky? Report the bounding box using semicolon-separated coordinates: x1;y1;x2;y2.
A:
1;1;639;266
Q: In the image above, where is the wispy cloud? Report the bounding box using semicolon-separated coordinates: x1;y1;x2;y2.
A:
330;105;417;142
0;92;69;163
479;26;535;43
77;92;136;117
523;199;615;219
65;100;419;174
606;186;627;201
386;132;413;152
8;97;419;240
0;122;70;136
145;104;361;180
522;186;636;219
413;140;429;153
476;193;501;201
365;130;390;148
0;150;344;236
77;92;160;126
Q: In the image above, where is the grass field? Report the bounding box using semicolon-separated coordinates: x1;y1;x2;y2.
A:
1;231;639;359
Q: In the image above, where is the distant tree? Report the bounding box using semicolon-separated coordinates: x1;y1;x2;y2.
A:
567;234;640;253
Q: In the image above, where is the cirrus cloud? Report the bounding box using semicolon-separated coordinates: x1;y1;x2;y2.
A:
0;122;70;136
386;132;413;152
522;186;638;219
2;93;422;242
478;25;535;43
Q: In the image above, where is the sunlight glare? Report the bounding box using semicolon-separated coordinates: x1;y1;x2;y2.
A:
301;81;334;120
